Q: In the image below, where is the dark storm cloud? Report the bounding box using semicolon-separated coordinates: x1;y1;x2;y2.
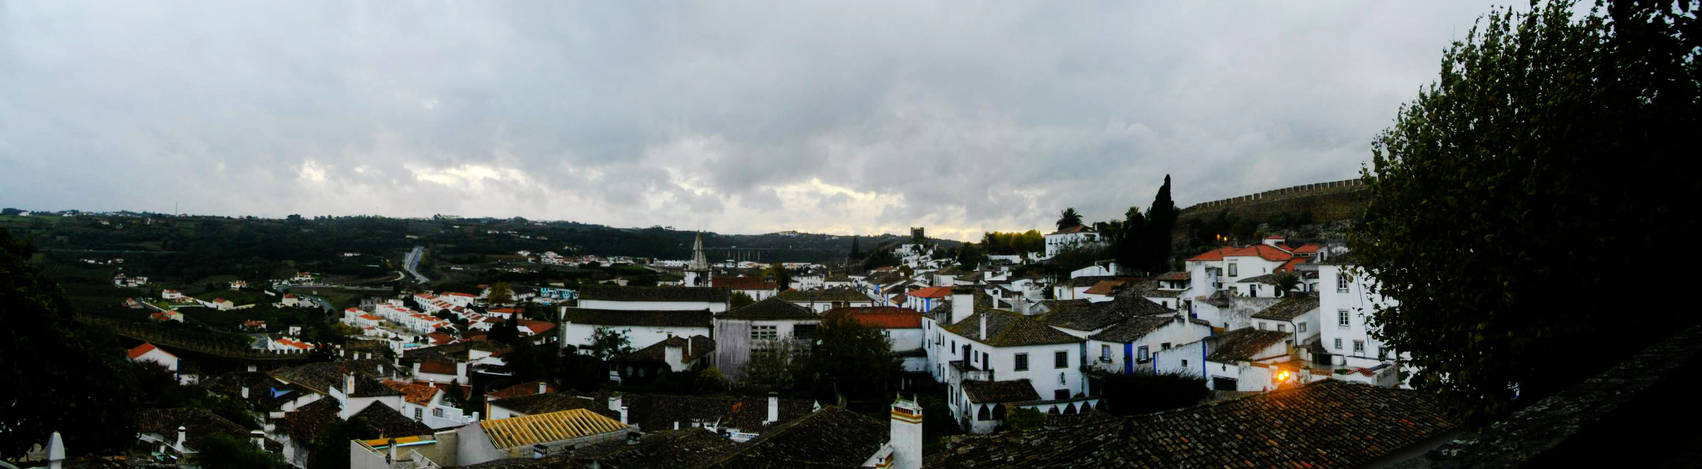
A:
0;1;1511;239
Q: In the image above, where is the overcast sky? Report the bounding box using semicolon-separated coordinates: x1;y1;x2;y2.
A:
0;1;1513;240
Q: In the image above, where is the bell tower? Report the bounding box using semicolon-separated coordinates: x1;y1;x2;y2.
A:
684;232;712;287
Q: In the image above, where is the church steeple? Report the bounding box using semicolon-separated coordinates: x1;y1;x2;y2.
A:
685;232;711;286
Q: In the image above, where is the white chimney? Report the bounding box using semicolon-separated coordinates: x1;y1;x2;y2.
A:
344;373;356;396
950;286;974;324
175;425;186;451
889;395;923;469
240;386;249;399
250;430;265;449
387;438;398;463
979;314;987;341
766;393;780;424
609;394;627;424
246;364;257;372
47;431;65;469
457;361;469;381
537;381;547;395
412;362;421;376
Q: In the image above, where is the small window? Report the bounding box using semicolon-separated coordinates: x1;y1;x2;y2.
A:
1228;263;1239;277
414;408;424;421
1277;324;1287;332
1298;322;1307;333
1137;345;1149;363
982;352;989;366
1337;273;1350;292
432;408;444;418
1100;344;1110;362
1353;340;1365;354
1182;359;1189;367
1161;342;1171;350
1015;353;1029;371
1055;351;1068;368
752;325;778;342
1338;310;1351;328
1334;338;1343;350
1054;389;1070;400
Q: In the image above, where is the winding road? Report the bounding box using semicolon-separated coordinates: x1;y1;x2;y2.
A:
403;246;429;284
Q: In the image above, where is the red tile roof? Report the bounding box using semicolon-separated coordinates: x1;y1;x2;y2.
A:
824;307;923;329
1082;280;1126;296
1187;245;1295;262
909;286;953;299
418;360;458;375
1291;243;1322;254
127;342;162;360
520;320;556;335
1279;257;1309;272
1052;225;1091;234
487;381;554;400
383;380;442;406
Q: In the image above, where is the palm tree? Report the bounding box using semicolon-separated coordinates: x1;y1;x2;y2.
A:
1274;272;1300;296
1057;208;1083;231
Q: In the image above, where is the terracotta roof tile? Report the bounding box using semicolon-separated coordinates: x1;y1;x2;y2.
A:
822;307;922;329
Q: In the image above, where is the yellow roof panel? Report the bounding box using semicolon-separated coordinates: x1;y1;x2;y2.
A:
479;408;627;449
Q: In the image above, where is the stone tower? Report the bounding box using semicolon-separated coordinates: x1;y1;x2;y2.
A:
684;232;712;287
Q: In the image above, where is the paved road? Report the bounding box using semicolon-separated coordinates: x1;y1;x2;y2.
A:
403;246;429;284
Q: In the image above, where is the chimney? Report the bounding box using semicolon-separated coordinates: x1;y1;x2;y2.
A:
246;364;258;373
457;361;469;381
537;381;547;395
387;438;398;463
979;314;987;341
344;373;356;397
950;286;974;324
240;385;249;399
889;395;924;469
47;431;64;469
766;393;780;424
412;362;421;376
175;426;186;451
608;394;627;424
250;430;265;450
377;364;385;377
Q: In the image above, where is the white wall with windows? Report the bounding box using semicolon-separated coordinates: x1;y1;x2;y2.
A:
1318;264;1401;369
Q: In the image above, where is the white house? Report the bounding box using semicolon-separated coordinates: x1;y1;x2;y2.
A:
927;297;1097;434
382;380;477;430
161;289;184;300
576;285;730;313
1085;315;1214;375
1318;261;1405;386
1185;244;1296;295
127;342;179;372
1250;294;1321;344
1043;225;1104;258
825;307;928;372
1160;328;1298;393
712;298;821;383
776;288;878;313
558;308;713;351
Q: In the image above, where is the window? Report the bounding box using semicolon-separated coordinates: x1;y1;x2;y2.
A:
1334;338;1343;350
1054;389;1070;400
1100;344;1111;362
1137;345;1149;363
1298;322;1307;333
1378;347;1388;360
1338;310;1351;328
793;324;818;341
1337;273;1350;292
1228;262;1239;277
1161;343;1171;350
1182;359;1189;367
414;408;424;421
752;325;777;341
1353;340;1366;354
432;408;444;418
981;352;989;366
1277;324;1287;332
1015;353;1029;371
1055;351;1068;368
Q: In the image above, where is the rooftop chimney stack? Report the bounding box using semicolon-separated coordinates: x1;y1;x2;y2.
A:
250;430;265;450
609;394;627;424
979;314;987;341
950;286;974;324
889;395;923;469
175;426;186;451
537;381;547;395
240;386;249;399
47;431;65;469
344;373;356;397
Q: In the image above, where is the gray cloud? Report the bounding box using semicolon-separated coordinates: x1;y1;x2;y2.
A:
0;1;1510;239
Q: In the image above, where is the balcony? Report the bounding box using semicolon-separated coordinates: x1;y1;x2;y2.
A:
949;360;992;382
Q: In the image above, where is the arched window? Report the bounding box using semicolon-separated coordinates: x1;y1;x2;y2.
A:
992;404;1007;420
977;405;991;421
1080;402;1093;413
1047;406;1061;415
1063;404;1077;415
